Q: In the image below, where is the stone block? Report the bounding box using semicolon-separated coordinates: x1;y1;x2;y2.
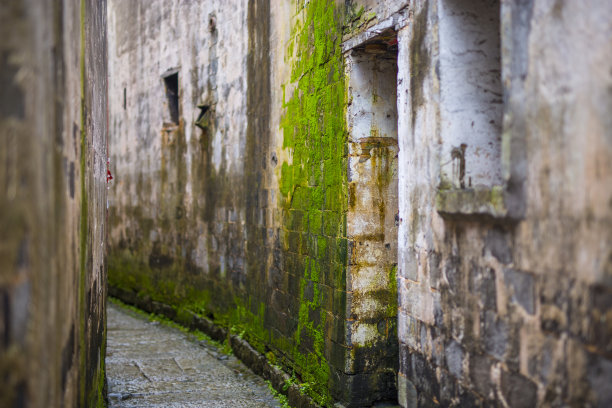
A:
457;388;484;407
230;335;266;376
469;263;497;311
469;353;492;398
330;368;397;407
399;247;418;281
586;352;612;407
349;265;390;293
587;283;612;354
428;251;441;289
443;255;464;301
398;314;419;351
405;350;439;401
482;310;508;361
503;268;535;314
397;374;417;408
483;227;512;264
431;331;445;368
445;339;464;380
332;288;347;315
539;277;568;334
438;369;457;406
328;339;351;373
262;363;291;396
500;369;537;408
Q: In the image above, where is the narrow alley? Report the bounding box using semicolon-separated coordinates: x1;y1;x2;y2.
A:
106;303;282;408
3;1;612;407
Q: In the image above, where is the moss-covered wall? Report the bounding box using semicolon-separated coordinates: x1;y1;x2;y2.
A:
107;0;404;406
275;1;349;404
0;0;108;407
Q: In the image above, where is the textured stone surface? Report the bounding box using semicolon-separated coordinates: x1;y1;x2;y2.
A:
397;0;612;406
104;0;612;406
107;0;404;406
0;1;107;407
106;303;281;408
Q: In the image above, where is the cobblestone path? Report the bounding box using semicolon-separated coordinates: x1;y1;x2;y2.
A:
106;303;282;408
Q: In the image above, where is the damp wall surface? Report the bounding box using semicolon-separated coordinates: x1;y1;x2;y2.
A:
107;0;612;407
107;0;404;406
396;1;612;406
0;0;108;407
107;0;249;316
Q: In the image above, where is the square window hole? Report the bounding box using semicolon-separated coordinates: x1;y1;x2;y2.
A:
163;72;179;125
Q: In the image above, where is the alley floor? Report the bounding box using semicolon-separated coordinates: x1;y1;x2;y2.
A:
106;303;283;408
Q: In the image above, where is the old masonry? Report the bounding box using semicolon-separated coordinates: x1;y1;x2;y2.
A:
2;0;612;407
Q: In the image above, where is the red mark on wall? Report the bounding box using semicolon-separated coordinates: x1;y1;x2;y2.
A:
106;159;113;183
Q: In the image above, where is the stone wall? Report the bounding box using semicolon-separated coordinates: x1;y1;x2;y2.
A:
396;1;612;406
106;0;612;407
107;0;404;406
0;0;108;407
107;0;249;318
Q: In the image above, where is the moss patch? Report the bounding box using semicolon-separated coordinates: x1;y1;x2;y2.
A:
278;0;348;405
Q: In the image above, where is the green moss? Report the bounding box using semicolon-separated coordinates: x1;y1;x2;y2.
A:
278;0;348;405
224;298;269;354
387;265;398;316
108;249;271;356
267;380;291;408
110;298;231;353
92;334;106;408
109;1;350;405
108;250;213;311
365;11;377;22
344;5;377;34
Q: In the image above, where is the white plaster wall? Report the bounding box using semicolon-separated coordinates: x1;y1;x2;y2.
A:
438;0;503;188
346;50;399;346
269;0;294;238
513;0;612;282
396;5;441;329
347;53;399;141
396;0;612;405
107;0;248;264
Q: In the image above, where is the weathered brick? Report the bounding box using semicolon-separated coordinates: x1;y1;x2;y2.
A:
504;268;535;315
469;353;493;398
482;310;509;361
483;228;512;264
501;370;537;408
445;339;464;379
469;263;497;311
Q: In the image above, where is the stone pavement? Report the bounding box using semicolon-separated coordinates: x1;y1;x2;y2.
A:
106;303;283;408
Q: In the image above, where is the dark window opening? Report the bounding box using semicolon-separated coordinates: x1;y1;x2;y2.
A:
123;87;126;110
163;73;179;124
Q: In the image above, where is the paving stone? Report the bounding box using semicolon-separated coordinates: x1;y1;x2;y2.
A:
106;304;281;408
